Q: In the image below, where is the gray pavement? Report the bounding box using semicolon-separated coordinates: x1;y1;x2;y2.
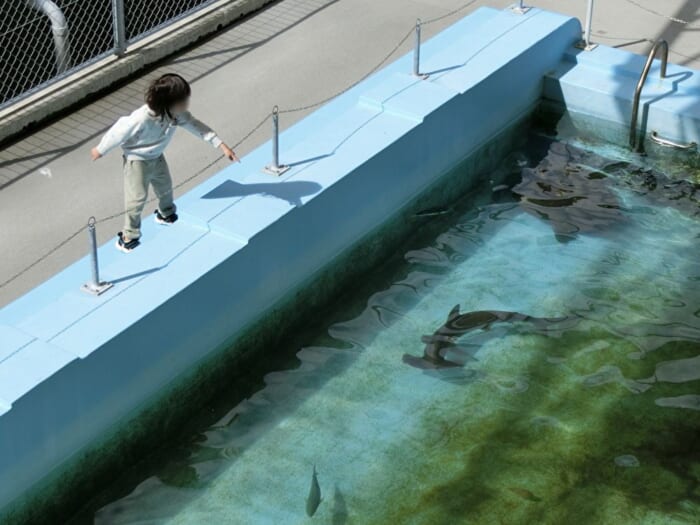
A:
0;0;698;307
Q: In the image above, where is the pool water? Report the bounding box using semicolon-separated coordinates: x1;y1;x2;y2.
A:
75;130;700;524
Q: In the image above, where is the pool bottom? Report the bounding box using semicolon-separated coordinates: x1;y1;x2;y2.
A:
76;130;700;524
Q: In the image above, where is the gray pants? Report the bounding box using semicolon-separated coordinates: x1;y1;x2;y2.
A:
123;155;176;240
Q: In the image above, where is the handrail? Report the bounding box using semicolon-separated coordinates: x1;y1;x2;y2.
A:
629;39;668;151
650;131;697;150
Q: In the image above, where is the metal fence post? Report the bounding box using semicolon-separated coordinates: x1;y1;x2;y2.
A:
112;0;127;56
413;19;428;79
576;0;598;50
263;106;290;176
81;217;113;295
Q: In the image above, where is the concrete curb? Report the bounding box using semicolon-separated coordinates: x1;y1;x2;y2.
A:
0;0;275;144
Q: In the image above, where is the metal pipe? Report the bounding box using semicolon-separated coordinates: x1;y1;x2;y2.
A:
112;0;127;56
26;0;71;73
583;0;594;48
413;19;422;77
88;217;99;287
272;106;280;170
262;106;289;175
512;0;530;14
629;40;668;151
81;217;112;295
650;131;697;150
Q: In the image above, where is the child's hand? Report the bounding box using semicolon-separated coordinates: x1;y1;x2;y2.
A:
220;143;240;163
90;147;102;161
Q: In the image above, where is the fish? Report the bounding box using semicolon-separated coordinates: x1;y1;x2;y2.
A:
508;487;542;502
306;465;321;517
414;206;451;217
403;304;575;369
614;454;640;468
512;142;624;242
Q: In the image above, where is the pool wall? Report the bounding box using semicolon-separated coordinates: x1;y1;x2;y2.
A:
544;43;700;148
0;6;586;523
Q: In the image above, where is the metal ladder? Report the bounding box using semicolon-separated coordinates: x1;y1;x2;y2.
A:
629;40;668;152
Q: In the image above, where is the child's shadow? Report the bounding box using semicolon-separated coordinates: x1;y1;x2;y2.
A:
201;179;322;207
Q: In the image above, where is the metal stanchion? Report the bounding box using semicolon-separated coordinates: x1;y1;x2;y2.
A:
263;106;290;176
413;19;429;79
81;217;113;295
511;1;531;14
575;0;598;50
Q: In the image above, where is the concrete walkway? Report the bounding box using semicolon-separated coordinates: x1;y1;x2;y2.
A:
0;0;698;307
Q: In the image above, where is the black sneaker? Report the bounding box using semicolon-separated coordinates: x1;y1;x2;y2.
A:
154;209;178;225
115;232;140;253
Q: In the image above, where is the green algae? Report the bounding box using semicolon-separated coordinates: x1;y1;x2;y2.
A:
367;328;700;525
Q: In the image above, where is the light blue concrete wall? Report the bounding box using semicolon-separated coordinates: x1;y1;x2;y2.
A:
544;44;700;146
0;6;581;515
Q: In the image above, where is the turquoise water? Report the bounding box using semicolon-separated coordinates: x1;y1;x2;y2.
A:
74;131;700;524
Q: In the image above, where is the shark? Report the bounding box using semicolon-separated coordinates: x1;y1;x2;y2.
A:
403;304;575;369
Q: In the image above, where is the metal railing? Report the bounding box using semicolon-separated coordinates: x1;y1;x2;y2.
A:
629;39;668;152
0;0;218;111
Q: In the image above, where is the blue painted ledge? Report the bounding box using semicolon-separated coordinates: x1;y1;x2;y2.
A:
0;6;580;515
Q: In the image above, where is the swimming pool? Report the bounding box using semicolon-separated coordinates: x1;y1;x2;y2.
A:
71;114;700;524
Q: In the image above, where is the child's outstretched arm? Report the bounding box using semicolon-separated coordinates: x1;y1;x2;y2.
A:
91;115;141;161
177;112;240;162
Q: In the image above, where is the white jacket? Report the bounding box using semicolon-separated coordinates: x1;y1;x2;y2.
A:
96;104;222;160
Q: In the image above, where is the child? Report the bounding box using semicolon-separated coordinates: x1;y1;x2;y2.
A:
91;73;239;253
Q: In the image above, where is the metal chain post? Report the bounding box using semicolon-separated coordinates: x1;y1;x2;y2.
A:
511;1;531;14
413;19;429;79
263;106;290;176
413;19;420;76
584;0;594;47
81;217;113;295
576;0;598;50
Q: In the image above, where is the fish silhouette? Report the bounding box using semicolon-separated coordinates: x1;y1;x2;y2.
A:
512;143;623;242
403;304;574;369
306;465;321;517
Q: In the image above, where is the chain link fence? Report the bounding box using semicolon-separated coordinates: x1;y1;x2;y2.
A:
0;0;218;111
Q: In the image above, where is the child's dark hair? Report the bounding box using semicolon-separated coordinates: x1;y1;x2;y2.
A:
145;73;191;119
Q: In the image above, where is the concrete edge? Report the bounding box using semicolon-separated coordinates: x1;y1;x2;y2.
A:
0;0;276;144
